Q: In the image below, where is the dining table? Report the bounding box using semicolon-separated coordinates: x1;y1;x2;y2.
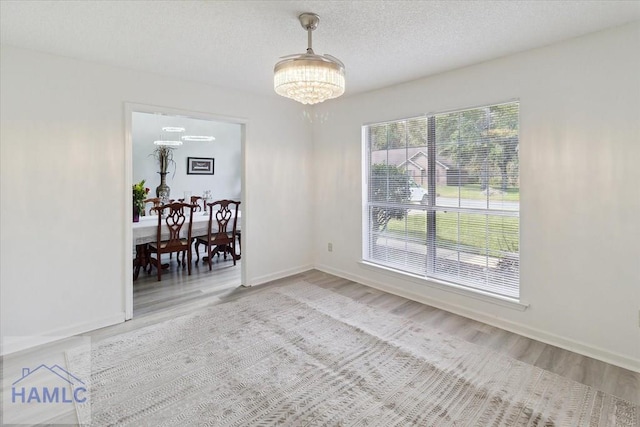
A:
132;210;241;280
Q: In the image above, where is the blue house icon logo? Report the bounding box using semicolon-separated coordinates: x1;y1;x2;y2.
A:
12;365;87;404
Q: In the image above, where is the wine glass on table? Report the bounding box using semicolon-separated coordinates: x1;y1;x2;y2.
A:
183;191;192;205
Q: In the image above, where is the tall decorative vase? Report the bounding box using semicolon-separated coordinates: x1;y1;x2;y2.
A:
156;171;170;198
133;204;140;223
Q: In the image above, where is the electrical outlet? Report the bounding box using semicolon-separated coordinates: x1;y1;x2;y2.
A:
328;243;333;252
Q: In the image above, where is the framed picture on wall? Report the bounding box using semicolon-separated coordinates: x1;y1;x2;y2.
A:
187;157;215;175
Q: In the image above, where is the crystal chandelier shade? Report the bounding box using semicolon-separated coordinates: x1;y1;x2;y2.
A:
274;13;345;105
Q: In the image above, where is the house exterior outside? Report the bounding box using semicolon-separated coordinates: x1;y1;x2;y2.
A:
370;147;467;187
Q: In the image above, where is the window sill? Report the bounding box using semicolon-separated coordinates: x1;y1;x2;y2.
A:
359;261;529;311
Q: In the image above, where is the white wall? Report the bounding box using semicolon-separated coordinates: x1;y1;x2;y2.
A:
0;45;313;354
132;112;242;203
2;23;638;370
312;23;640;371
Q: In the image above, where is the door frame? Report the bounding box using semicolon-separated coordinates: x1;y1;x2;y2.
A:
124;102;247;320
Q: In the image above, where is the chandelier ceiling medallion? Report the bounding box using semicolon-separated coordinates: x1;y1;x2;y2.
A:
274;13;345;105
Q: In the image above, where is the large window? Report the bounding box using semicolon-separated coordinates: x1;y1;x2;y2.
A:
364;102;519;299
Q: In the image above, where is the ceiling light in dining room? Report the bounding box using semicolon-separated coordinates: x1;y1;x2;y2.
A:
274;13;345;105
153;140;183;146
154;126;185;145
181;135;216;142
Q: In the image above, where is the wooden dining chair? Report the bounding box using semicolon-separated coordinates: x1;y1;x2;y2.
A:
172;196;202;265
175;196;203;211
148;202;196;281
190;196;203;212
194;200;240;270
143;197;161;216
132;197;162;277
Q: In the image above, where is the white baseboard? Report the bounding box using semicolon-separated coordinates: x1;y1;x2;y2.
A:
1;312;125;356
246;264;314;288
315;264;640;373
2;263;314;355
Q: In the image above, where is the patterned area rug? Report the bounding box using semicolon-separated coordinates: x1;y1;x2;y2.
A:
68;282;638;426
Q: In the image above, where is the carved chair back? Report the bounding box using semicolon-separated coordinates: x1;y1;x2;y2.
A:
206;200;240;245
153;202;195;253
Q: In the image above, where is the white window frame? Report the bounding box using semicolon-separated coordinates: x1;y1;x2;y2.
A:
362;101;521;303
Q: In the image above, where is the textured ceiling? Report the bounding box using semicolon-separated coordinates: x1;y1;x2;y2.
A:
1;1;639;98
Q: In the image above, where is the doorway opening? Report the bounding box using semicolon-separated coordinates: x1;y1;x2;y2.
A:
125;103;246;319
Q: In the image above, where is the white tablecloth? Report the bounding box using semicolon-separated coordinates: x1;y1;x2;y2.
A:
132;212;240;245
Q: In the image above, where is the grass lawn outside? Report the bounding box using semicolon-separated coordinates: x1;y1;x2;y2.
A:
435;184;519;202
386;211;519;258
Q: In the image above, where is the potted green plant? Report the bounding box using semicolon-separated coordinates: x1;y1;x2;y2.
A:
132;179;149;222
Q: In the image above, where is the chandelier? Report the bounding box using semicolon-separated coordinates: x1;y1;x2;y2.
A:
274;13;345;105
154;127;184;146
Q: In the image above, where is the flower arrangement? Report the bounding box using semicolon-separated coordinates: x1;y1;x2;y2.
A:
133;180;150;214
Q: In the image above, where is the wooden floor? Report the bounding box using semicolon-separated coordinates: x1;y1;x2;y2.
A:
133;251;242;318
2;269;638;425
126;269;640;404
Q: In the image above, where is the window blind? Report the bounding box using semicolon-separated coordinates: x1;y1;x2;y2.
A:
364;102;520;299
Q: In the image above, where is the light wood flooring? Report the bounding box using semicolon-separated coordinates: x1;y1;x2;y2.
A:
2;269;638;425
133;251;242;318
133;268;639;405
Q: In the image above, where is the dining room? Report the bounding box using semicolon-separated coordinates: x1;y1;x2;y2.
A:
130;107;244;318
